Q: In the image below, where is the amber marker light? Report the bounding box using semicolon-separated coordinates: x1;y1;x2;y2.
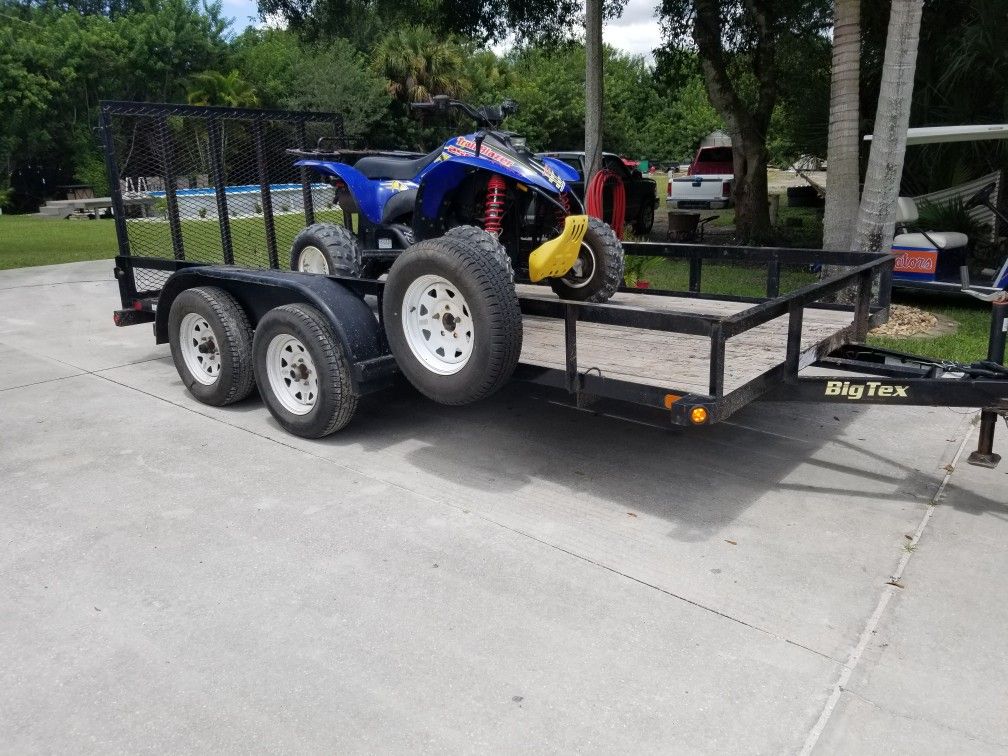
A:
690;406;709;425
663;393;681;409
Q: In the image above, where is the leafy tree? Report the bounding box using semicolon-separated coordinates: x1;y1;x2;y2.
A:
371;26;469;102
281;41;391;139
235;29;390;139
256;0;593;45
659;0;831;241
186;69;259;107
0;0;229;208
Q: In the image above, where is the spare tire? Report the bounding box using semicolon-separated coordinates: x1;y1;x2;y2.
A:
382;235;522;405
290;223;361;275
443;224;515;282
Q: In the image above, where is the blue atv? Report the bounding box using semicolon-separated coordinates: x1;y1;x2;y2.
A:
287;97;625;405
289;96;625;304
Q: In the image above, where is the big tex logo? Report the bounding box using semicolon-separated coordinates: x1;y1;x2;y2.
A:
825;380;909;400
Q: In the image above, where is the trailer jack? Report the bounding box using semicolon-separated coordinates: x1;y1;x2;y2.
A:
967;411;1007;468
966;296;1008;468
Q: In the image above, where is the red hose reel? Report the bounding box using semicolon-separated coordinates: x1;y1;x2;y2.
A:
585;169;625;239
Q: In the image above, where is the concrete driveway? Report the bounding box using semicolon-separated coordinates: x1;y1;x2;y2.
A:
1;260;1006;753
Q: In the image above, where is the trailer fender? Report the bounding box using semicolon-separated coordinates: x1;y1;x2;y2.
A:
155;267;394;391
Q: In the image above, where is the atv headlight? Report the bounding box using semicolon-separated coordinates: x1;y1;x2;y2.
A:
510;137;527;150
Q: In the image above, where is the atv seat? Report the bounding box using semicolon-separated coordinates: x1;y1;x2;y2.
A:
355;148;441;180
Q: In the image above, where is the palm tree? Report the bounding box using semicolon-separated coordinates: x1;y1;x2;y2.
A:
852;0;925;254
186;70;259;108
822;0;861;252
184;70;258;174
371;26;469;103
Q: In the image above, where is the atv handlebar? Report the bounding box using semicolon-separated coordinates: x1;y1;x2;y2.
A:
410;96;518;128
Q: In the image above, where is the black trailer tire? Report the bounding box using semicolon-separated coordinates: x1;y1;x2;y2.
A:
290;222;361;275
443;225;515;282
549;216;625;303
168;286;255;406
252;303;359;438
382;235;522;405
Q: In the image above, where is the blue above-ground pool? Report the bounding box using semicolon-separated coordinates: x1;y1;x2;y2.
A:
147;183;333;220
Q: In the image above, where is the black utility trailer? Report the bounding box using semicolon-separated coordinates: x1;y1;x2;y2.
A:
102;102;1008;467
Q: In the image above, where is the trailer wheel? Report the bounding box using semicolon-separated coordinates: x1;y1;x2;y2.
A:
168;286;255;406
252;303;359;438
291;223;361;276
444;225;514;282
383;235;522;405
549;216;625;303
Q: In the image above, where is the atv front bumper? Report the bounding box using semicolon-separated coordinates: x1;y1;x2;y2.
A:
528;215;589;282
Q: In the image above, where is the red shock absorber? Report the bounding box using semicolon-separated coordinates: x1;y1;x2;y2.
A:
555;191;571;229
483;174;507;236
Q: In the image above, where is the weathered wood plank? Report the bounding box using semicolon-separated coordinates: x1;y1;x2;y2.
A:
517;288;852;393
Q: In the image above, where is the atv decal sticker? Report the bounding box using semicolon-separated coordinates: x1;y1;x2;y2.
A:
384;180;416;192
452;137;516;169
536;162;566;191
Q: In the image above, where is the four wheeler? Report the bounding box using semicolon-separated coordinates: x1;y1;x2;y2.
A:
287;96;625;304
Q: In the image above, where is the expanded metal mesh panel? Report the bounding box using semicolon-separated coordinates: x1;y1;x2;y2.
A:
132;267;172;294
101;103;346;280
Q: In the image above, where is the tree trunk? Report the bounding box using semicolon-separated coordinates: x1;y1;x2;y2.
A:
692;0;775;244
731;137;771;242
822;0;861;251
584;0;604;185
853;0;923;254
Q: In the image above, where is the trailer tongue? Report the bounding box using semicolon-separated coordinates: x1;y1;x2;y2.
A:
102;101;1008;467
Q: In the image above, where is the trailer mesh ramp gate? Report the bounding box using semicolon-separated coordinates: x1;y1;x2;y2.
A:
99;101;345;301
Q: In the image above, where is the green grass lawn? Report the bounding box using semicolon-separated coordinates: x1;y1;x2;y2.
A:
630;257;993;364
0;209;344;271
4;210;993;365
627;256;817;298
0;214;118;270
868;296;993;364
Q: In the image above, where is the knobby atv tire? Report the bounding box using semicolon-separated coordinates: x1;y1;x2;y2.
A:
382;235;522;405
443;225;514;282
252;303;359;438
168;286;255;406
290;223;361;275
549;216;625;303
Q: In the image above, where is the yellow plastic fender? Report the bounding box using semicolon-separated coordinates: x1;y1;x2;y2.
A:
527;214;589;282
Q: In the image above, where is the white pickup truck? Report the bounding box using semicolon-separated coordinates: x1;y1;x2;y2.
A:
667;145;734;210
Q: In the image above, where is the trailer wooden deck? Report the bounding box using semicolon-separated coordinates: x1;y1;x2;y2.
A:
516;286;854;395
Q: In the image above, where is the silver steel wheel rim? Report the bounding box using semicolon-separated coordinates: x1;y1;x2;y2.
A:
298;245;329;274
561;241;597;289
401;274;475;376
265;334;318;415
179;312;221;385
